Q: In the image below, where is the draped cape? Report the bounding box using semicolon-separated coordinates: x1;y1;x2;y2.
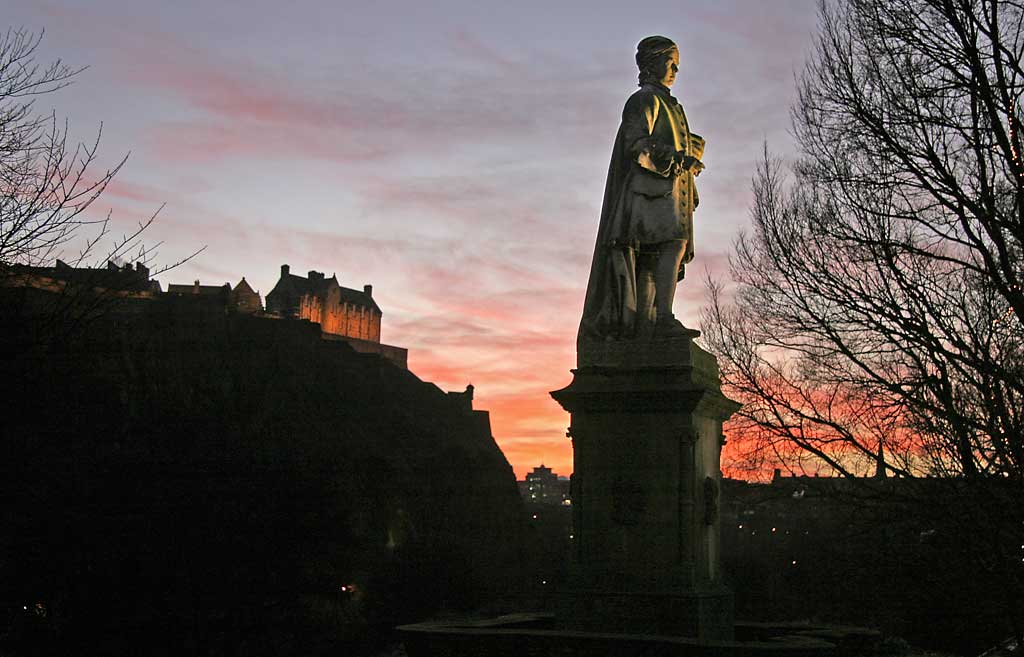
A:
578;84;701;341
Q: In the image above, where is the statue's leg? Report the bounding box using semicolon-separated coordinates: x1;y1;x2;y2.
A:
635;250;657;336
654;239;686;323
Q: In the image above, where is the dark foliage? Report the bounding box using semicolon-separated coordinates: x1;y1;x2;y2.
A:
722;478;1013;655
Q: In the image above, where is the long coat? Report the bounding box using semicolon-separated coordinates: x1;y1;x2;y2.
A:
579;83;703;341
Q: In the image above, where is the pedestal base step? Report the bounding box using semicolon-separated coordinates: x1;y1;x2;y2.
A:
557;587;735;640
398;613;845;657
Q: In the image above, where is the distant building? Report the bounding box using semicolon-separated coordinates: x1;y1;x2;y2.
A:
166;277;263;314
265;264;407;369
2;259;162;296
521;465;571;506
519;464;574;589
167;280;230;300
7;258;408;369
231;277;262;314
266;264;380;342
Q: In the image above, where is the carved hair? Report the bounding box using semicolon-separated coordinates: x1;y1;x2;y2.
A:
635;35;677;86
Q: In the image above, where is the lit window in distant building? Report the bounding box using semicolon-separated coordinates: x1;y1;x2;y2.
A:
522;464;571;506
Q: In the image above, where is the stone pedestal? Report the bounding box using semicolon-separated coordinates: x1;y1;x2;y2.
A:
550;334;740;640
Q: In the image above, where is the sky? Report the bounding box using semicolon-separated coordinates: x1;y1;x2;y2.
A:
8;0;821;479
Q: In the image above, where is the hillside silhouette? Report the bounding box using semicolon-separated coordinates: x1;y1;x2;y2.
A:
1;288;523;656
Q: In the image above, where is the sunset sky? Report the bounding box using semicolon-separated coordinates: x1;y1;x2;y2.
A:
9;0;820;479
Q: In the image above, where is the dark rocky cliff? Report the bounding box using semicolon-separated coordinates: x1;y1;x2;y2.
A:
0;290;523;656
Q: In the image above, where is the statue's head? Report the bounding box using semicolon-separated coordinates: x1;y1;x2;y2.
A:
636;36;679;88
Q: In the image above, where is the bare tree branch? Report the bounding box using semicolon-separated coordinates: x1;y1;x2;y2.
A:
702;0;1024;637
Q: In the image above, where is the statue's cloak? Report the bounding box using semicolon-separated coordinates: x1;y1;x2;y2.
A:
578;85;701;342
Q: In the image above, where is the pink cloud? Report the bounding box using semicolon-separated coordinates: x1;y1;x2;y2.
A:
451;29;523;71
101;177;170;206
45;13;614;169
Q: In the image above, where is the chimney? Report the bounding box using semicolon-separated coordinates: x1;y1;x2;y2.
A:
308;270;323;282
193;280;200;294
281;264;290;277
363;284;373;298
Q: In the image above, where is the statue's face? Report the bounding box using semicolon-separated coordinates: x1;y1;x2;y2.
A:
660;49;680;88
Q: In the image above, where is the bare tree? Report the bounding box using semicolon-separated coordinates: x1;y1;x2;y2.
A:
0;27;194;272
702;0;1024;638
0;27;202;351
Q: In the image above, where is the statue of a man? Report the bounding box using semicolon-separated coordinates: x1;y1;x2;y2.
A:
579;36;704;341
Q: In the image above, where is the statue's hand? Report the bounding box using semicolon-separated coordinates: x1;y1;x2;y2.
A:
678;154;705;176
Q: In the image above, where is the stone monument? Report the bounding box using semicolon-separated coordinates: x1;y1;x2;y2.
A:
550;35;739;641
399;36;876;657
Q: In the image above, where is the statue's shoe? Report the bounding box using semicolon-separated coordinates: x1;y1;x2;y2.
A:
655;315;699;338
